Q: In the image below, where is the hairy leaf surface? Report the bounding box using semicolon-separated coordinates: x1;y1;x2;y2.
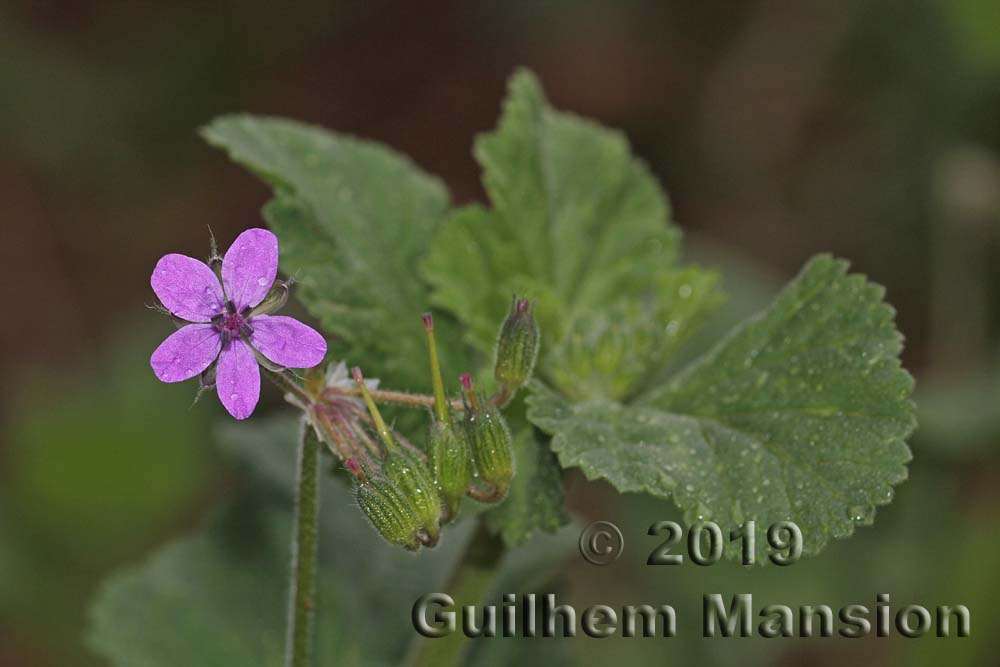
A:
528;256;915;559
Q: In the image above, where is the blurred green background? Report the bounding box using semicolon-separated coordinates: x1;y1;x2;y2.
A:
3;1;1000;665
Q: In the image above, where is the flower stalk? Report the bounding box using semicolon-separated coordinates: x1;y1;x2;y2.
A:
285;422;321;667
323;385;463;410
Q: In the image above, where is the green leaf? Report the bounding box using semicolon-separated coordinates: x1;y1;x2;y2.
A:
547;267;724;401
202;115;463;389
528;255;915;559
421;69;695;543
421;70;687;394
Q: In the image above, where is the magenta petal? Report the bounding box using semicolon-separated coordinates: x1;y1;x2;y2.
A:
150;324;221;383
249;315;327;368
222;228;279;311
216;338;261;420
151;254;224;322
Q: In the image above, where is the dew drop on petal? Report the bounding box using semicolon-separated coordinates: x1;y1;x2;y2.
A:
257;277;268;286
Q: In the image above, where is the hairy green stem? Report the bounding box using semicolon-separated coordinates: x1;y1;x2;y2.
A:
325;385;463;410
405;521;504;667
285;423;321;667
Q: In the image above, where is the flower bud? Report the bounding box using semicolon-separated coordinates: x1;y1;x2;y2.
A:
383;448;442;546
493;296;539;403
208;227;223;273
428;419;469;521
355;473;422;551
460;374;514;499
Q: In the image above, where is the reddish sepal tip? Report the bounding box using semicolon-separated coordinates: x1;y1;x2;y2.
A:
459;373;473;392
351;366;364;384
421;312;434;330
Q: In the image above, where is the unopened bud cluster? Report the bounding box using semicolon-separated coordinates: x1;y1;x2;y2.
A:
343;302;538;550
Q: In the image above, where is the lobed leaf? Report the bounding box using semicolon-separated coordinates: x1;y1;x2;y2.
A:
547;266;724;401
528;255;915;559
422;70;705;544
422;70;697;400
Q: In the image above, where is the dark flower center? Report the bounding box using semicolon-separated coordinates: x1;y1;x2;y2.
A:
213;300;254;344
222;312;245;333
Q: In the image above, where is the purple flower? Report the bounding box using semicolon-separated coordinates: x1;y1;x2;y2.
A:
150;228;327;419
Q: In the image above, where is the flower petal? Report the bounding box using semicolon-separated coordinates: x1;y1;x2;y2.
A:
222;228;279;311
150;324;221;383
249;315;327;368
216;338;260;420
151;254;224;322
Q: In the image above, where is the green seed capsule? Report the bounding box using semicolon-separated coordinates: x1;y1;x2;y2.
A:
463;395;514;497
429;419;469;521
351;365;441;547
383;449;442;545
494;296;540;399
356;475;422;551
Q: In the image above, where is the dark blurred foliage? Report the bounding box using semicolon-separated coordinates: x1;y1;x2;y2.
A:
2;0;1000;665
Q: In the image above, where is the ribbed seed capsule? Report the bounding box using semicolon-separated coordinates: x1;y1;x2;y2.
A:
355;474;422;551
494;296;540;400
459;374;514;498
351;365;443;548
465;405;513;492
428;419;469;521
383;449;442;545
